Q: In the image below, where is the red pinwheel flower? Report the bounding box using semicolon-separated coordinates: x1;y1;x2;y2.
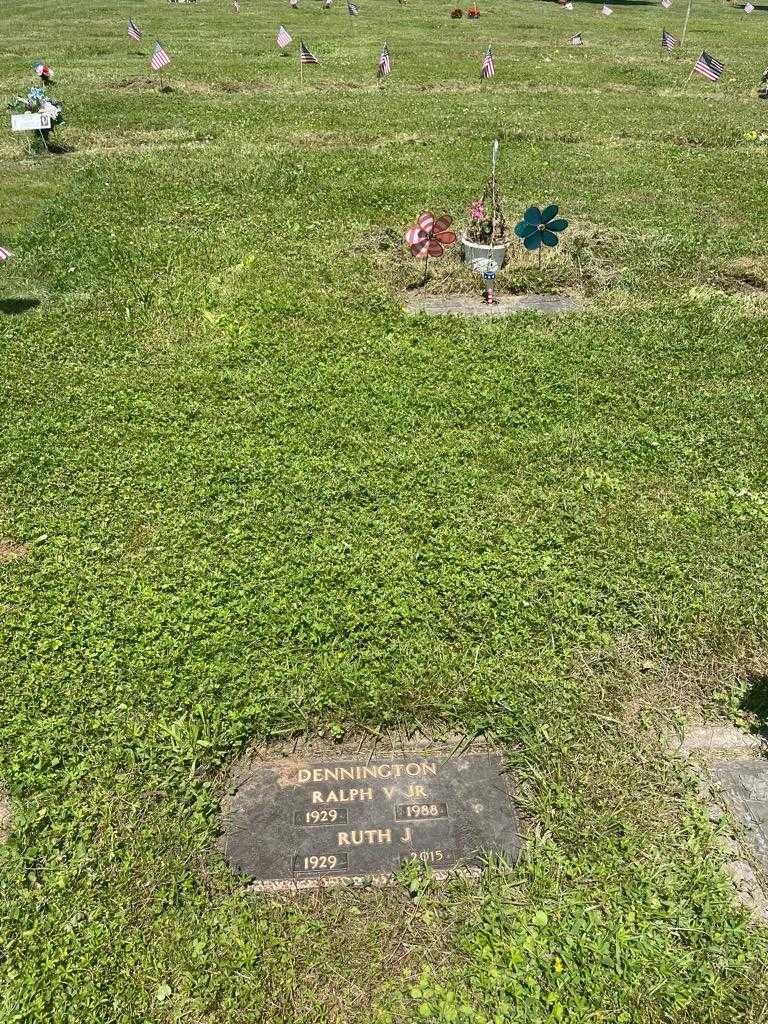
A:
404;212;457;260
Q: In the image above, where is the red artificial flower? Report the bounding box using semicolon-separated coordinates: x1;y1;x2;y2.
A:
404;212;457;259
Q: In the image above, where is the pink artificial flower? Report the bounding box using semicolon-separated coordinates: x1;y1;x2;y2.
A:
469;200;486;221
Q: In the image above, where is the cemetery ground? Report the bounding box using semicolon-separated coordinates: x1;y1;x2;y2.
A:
2;0;768;1020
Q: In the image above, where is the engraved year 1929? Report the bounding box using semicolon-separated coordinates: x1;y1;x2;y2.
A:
292;853;350;873
294;808;349;826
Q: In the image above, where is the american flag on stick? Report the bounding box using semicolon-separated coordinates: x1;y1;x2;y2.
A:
0;247;13;262
378;41;391;77
661;27;678;50
300;41;319;64
570;32;583;44
277;25;293;47
128;18;142;41
151;41;171;71
693;50;724;81
481;45;495;78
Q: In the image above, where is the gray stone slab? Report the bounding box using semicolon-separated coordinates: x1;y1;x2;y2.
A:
405;294;582;317
678;725;768;920
221;748;521;889
677;723;764;761
712;759;768;863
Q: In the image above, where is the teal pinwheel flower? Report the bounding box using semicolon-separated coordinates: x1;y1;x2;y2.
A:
514;204;569;251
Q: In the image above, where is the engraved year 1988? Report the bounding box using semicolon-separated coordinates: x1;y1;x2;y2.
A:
395;802;448;821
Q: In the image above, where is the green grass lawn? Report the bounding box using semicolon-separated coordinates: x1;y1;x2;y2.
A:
2;0;768;1020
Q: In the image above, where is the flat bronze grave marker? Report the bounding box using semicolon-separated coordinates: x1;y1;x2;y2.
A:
221;746;521;889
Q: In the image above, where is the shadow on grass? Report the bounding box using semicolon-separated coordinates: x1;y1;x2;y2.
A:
740;673;768;736
0;298;41;315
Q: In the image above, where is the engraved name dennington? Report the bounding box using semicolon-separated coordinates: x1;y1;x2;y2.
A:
297;761;437;783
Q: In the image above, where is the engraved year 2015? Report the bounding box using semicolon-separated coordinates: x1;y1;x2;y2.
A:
401;849;444;864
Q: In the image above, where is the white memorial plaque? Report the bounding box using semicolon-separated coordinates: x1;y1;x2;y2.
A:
11;112;51;132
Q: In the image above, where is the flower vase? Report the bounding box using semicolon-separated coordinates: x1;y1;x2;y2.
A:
461;236;508;273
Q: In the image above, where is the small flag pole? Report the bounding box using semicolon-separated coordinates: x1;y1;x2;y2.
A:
680;0;693;48
491;138;499;237
491;139;498;201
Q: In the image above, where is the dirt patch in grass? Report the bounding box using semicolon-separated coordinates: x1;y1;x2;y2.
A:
109;77;161;91
371;134;431;150
716;261;768;296
363;221;617;303
290;130;349;148
0;538;28;563
673;136;734;149
577;634;768;730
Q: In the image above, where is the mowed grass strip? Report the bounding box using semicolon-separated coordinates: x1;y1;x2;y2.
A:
1;0;768;1021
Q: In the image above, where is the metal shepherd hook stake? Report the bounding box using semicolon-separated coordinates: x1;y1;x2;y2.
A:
681;0;693;49
491;137;499;237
